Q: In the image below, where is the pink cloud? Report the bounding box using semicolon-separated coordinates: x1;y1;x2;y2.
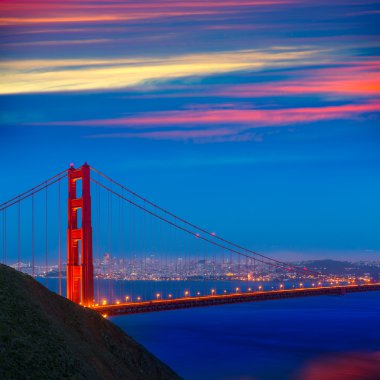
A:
1;0;375;27
41;100;380;142
0;0;294;25
57;101;380;129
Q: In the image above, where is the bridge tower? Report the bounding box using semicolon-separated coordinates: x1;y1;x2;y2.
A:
67;163;94;306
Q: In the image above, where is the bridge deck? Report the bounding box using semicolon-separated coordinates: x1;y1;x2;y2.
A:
91;283;380;316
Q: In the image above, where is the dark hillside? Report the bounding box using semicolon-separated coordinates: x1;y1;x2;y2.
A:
0;264;181;380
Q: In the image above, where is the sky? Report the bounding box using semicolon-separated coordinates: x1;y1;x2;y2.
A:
0;0;380;261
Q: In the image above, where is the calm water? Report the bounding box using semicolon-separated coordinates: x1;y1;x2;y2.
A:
111;292;380;380
39;278;380;379
40;277;330;304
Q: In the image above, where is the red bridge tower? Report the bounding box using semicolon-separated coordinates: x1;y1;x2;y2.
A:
67;163;94;306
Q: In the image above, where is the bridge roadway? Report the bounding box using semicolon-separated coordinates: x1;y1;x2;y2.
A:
91;283;380;316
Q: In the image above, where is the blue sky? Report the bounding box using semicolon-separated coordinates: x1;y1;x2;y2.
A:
1;0;379;261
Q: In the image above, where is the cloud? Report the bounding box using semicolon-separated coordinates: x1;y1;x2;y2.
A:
41;101;380;142
4;39;112;47
0;47;322;94
1;0;375;28
0;11;220;26
216;61;380;98
0;0;294;26
57;101;380;128
88;128;239;142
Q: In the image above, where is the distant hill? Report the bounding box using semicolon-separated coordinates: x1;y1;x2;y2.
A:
0;264;181;380
297;259;380;279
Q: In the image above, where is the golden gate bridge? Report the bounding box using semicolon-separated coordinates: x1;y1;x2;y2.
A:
1;163;379;317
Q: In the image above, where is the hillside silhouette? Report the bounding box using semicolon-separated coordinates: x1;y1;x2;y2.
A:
0;264;181;380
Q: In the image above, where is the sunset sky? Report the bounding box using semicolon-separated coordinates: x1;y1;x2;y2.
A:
1;0;379;260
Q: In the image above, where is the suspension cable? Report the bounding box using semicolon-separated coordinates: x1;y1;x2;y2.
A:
90;177;318;276
91;167;320;275
0;175;66;212
90;167;320;276
0;169;67;209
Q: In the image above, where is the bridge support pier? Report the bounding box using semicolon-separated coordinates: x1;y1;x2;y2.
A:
67;163;94;306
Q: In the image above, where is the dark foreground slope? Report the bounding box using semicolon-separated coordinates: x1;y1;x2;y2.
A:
0;264;181;380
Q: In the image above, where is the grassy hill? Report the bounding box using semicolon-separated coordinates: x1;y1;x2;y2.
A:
0;264;181;380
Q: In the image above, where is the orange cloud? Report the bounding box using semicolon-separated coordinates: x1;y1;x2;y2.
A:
215;61;380;98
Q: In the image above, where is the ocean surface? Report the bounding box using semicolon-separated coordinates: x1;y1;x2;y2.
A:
111;291;380;380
